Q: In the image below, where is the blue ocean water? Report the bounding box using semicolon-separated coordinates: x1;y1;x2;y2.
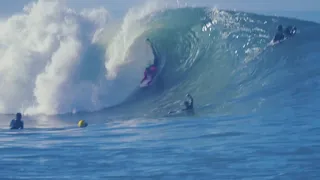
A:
1;1;320;179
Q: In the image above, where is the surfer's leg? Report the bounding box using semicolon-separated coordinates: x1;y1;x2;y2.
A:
141;75;147;83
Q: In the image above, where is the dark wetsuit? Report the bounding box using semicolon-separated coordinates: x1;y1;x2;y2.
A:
183;95;194;115
273;31;285;42
273;25;297;43
10;119;24;129
284;26;296;37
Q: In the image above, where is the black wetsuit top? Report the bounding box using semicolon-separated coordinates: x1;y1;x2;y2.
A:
10;120;24;129
185;100;193;110
284;26;296;37
273;32;285;42
183;96;194;113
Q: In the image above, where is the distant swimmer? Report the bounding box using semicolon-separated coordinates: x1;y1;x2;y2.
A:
182;94;194;114
167;94;195;116
140;38;159;85
10;113;24;130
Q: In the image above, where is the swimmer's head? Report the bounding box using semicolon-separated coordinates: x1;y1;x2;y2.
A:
16;113;22;121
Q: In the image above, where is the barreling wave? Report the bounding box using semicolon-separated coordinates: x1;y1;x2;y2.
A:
0;0;320;118
103;6;320;118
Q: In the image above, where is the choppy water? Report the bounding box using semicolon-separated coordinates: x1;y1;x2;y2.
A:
1;114;320;179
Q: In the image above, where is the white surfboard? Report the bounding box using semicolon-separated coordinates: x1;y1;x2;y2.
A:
140;76;153;87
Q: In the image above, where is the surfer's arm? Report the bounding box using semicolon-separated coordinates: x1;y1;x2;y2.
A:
9;120;14;129
150;44;157;56
141;71;148;83
146;39;157;56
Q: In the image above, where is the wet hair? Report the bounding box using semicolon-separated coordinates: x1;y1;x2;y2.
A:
16;113;22;120
277;25;283;31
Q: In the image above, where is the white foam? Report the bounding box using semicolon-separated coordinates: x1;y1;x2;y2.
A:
0;0;172;115
0;0;109;115
104;0;169;80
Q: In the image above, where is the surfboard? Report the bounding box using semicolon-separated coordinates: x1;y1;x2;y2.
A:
268;38;287;46
268;30;296;46
164;110;183;117
139;63;165;88
140;76;153;87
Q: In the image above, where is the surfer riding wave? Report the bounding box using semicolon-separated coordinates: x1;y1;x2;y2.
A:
272;25;297;43
140;38;159;86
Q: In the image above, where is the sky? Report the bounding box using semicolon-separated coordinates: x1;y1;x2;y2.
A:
0;0;319;22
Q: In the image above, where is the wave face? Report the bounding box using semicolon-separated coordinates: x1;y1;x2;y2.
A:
1;0;320;117
108;7;320;117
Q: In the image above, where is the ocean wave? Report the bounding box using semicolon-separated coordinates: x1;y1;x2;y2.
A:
1;0;320;118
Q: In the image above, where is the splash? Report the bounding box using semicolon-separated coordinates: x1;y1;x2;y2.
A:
0;0;109;115
0;0;174;115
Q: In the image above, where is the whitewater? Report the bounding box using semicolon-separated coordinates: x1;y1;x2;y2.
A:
1;0;320;179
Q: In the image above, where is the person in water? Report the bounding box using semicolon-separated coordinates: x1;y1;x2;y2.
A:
10;113;24;130
141;38;159;84
182;94;194;114
273;25;285;42
273;25;297;42
167;94;194;115
284;26;297;37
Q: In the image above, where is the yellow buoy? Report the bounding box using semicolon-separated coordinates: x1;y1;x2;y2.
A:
78;120;88;128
